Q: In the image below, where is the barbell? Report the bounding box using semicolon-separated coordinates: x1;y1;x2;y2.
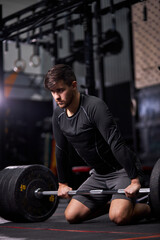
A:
0;158;159;223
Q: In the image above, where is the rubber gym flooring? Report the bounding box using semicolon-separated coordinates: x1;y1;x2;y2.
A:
0;199;160;240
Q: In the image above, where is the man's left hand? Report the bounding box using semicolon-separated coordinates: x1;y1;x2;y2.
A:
124;177;141;198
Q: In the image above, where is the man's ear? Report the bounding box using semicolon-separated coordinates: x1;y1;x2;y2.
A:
72;81;77;89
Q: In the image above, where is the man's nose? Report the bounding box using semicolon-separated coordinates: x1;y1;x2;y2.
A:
55;92;61;100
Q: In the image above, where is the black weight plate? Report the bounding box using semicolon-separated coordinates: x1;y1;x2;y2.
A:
7;166;33;222
102;30;123;55
0;165;59;222
0;167;18;220
0;168;9;218
149;158;160;217
0;166;34;221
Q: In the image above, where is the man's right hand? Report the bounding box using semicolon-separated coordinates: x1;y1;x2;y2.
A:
58;183;72;199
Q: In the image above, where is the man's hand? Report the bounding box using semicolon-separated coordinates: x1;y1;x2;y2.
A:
58;183;72;199
124;177;141;199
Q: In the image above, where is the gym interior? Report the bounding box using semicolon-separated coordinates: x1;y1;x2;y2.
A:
0;0;160;239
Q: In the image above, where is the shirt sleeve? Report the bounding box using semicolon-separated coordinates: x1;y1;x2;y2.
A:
52;110;70;183
91;99;139;180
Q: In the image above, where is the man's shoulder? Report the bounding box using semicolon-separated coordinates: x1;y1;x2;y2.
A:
82;94;103;105
82;94;105;110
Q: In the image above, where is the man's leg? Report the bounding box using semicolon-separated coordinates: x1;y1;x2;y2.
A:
65;198;110;224
109;198;151;225
64;199;91;223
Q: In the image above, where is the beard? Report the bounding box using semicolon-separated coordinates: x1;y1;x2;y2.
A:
57;92;74;109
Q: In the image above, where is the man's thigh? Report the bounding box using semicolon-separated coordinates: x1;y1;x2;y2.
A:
72;171;111;210
71;168;135;214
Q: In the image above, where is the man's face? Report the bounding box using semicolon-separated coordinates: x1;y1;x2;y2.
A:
51;80;76;109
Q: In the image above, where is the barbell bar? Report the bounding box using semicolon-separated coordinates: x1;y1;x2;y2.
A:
0;158;159;223
34;188;150;198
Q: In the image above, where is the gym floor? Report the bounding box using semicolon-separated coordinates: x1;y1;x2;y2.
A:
0;199;160;240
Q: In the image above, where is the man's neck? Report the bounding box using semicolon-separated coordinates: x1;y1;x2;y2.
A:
66;92;80;117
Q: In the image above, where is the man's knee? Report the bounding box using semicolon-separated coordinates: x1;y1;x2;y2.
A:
65;207;78;224
64;199;90;224
109;199;133;225
109;209;131;225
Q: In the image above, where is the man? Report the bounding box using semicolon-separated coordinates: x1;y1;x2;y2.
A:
44;64;151;225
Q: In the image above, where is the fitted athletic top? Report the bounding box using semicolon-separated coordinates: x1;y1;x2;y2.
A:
53;93;140;183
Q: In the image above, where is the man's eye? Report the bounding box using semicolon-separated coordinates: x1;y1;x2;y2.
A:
58;89;64;93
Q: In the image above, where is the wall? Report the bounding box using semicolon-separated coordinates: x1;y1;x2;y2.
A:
1;0;132;100
132;0;160;89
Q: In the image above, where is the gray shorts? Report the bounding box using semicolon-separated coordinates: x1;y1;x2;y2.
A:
73;168;135;211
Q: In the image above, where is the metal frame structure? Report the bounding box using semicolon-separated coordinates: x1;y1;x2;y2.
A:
0;0;143;169
0;5;4;169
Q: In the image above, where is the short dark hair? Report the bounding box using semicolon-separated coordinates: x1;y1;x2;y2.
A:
44;64;76;91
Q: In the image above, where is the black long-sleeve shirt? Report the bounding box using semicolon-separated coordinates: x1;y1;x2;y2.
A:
53;93;141;183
